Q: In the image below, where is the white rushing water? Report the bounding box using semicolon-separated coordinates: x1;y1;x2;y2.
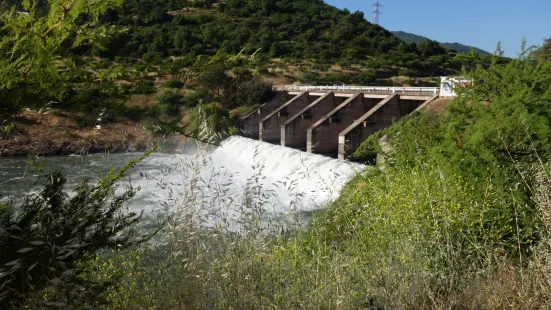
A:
0;136;366;230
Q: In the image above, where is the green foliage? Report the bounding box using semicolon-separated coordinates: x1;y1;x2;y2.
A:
132;79;157;95
63;82;130;126
538;37;551;60
92;0;498;78
353;51;551;251
357;52;551;174
156;90;183;116
79;160;551;309
195;65;274;109
0;151;157;308
185;102;232;139
181;92;204;108
0;0;124;119
162;79;185;89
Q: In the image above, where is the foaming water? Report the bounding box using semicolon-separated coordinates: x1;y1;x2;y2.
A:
0;136;366;230
209;136;365;209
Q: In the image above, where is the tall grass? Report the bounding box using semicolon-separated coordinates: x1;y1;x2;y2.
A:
75;147;551;309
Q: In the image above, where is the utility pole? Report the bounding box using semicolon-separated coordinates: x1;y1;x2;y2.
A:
372;0;382;25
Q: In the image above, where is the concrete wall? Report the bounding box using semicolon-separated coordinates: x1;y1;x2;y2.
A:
260;92;318;144
338;95;427;160
307;94;382;155
241;92;291;139
281;92;346;150
397;98;426;117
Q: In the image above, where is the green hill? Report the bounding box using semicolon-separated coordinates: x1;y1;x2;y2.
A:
95;0;500;78
391;30;492;56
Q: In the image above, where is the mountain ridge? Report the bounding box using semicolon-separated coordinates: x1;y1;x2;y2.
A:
391;31;492;56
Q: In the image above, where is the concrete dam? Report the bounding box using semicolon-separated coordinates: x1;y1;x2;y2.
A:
240;85;442;160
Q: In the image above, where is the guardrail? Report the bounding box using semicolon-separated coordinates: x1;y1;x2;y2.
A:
280;85;439;96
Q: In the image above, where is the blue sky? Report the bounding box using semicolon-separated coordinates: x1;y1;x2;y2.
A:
324;0;551;57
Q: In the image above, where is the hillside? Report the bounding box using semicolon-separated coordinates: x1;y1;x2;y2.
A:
392;30;492;56
98;0;497;77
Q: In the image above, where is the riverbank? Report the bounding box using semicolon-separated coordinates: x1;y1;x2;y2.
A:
0;110;157;157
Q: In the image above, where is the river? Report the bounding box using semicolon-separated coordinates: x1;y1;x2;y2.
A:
0;136;365;231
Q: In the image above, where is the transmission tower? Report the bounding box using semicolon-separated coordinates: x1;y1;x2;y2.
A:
371;0;383;25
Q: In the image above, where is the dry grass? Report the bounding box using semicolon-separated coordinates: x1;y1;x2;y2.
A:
126;94;158;108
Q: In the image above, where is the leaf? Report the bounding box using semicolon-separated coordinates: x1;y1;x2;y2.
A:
28;262;38;272
56;250;76;260
17;247;34;253
49;278;62;285
30;241;45;246
5;259;20;266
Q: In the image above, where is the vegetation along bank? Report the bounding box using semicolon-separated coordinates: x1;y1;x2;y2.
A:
1;0;551;309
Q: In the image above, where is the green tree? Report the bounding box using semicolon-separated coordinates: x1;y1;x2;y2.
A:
418;39;447;58
0;0;124;119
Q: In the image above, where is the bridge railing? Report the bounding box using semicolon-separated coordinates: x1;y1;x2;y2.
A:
281;85;439;96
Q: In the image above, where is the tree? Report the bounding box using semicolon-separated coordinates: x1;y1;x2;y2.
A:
538;37;551;60
418;39;447;58
0;0;124;119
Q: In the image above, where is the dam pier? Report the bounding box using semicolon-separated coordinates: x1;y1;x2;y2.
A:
241;85;442;160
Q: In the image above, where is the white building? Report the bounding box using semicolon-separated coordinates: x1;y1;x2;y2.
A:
440;76;471;97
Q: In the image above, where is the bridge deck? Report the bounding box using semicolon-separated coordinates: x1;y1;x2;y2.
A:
283;85;439;97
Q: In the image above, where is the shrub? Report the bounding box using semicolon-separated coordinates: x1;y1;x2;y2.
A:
162;79;184;89
0;153;155;308
397;68;418;77
185;103;232;139
181;92;205;108
132;80;157;95
157;91;183;116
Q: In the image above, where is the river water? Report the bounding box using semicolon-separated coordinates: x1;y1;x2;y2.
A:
0;136;365;231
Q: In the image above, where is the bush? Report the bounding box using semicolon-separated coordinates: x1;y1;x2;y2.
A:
162;79;184;89
0;153;155;308
181;92;205;108
397;68;418;77
132;80;157;95
157;91;183;116
185;103;232;139
87;159;551;309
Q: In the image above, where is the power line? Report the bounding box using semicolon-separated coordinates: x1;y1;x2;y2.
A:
371;0;383;25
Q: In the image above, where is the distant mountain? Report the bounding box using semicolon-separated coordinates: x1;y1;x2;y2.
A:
391;31;492;56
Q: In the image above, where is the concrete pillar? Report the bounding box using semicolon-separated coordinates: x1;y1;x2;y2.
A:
280;92;346;149
307;93;382;156
259;92;316;144
337;94;428;160
337;94;398;160
241;92;291;139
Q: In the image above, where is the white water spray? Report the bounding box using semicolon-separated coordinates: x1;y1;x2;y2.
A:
130;136;366;230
